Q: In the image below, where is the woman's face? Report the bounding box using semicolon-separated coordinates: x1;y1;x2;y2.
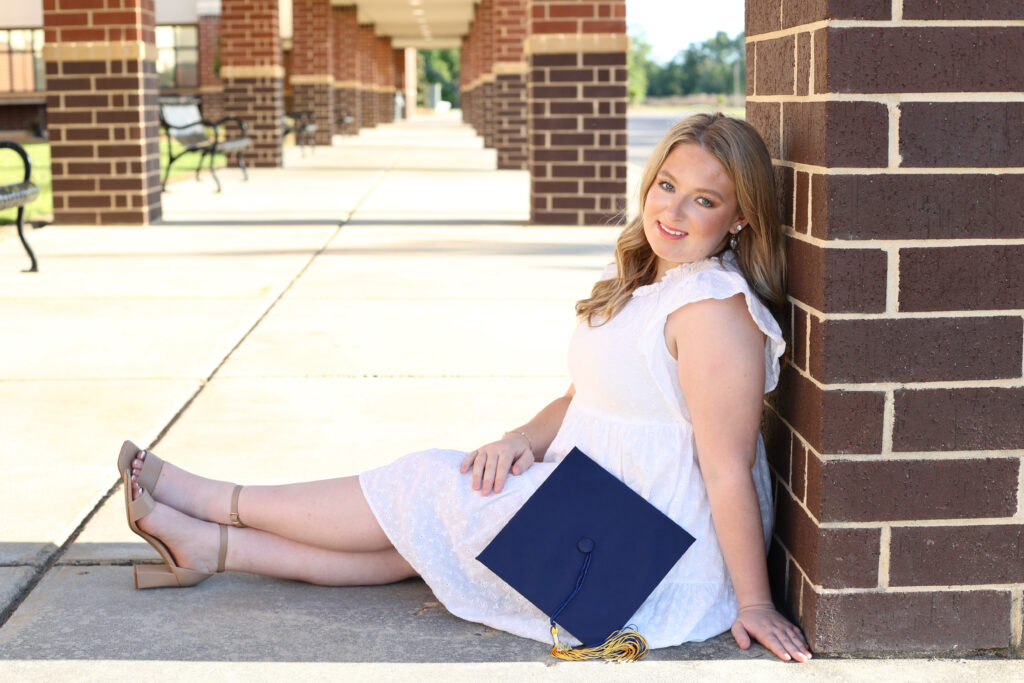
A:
642;142;745;279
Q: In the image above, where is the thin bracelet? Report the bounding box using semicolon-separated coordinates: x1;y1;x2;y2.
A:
504;430;533;451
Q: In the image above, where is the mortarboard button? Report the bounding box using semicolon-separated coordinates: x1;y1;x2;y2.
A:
577;537;594;553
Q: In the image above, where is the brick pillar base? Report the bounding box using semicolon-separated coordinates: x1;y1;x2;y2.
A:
43;6;161;225
481;78;496;148
528;47;627;225
360;86;376;127
223;72;283;166
335;86;359;132
495;68;527;168
293;80;333;144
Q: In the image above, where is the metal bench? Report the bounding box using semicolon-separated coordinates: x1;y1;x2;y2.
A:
0;141;42;272
337;108;356;135
159;100;252;193
283;110;317;156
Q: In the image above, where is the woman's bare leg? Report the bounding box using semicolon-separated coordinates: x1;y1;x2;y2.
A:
135;497;417;585
132;454;391;553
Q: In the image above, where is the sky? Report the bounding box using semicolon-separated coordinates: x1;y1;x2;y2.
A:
627;0;746;64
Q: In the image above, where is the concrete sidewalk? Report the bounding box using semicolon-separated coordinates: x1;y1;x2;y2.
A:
0;115;1015;681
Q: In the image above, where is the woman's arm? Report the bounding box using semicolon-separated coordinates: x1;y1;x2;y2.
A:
460;384;575;496
668;294;810;663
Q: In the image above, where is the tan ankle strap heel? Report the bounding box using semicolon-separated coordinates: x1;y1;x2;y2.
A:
229;484;247;528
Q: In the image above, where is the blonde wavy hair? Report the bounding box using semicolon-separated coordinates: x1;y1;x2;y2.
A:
576;113;786;325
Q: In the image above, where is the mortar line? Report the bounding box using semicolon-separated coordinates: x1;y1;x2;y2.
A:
0;162;394;632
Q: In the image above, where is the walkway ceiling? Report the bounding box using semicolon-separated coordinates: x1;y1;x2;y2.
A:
333;0;472;50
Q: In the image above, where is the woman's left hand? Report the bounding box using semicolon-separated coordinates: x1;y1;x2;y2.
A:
459;433;535;496
731;604;812;662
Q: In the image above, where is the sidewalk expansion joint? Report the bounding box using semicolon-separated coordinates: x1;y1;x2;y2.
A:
1;161;396;630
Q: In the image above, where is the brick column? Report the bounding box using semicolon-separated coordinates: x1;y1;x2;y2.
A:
358;24;377;127
221;0;283;167
461;31;475;128
333;5;360;132
198;13;224;123
292;0;333;144
748;0;1024;656
479;0;496;148
377;36;393;125
527;0;627;225
494;0;528;169
43;0;161;225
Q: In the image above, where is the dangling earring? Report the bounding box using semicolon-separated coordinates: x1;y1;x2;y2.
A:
729;224;742;250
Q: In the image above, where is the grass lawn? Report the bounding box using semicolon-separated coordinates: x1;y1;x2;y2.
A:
0;138;228;225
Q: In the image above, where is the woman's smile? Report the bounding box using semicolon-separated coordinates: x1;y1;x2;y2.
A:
656;220;687;239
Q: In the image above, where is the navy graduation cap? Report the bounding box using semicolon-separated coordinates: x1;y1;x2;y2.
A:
477;447;696;660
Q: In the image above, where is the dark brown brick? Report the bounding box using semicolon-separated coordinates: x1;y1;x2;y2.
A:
903;0;1024;20
549;101;593;115
890;525;1024;586
775;487;880;588
531;117;578;131
59;61;107;75
583;181;626;194
746;101;780;159
51;178;96;192
796;32;810;96
817;174;1024;240
552;164;595;178
553;196;596;210
776;165;794;228
894;388;1024;451
583;211;625;226
581;85;626;99
901;103;1024;167
794;170;809;232
550;133;594;146
776;365;885;454
583;149;625;162
810;317;1023;383
763;406;792;483
746;0;782;35
533;180;578;193
899;246;1024;311
755;36;795;96
582;53;625;66
532;211;580;225
792;440;808;501
783;101;888;167
821;458;1018;522
823;28;1024;93
809;590;1011;653
782;0;891;28
792;305;809;370
68;195;112;208
531;53;577;67
549;68;594;83
533;149;578;162
786;238;887;313
745;46;755;97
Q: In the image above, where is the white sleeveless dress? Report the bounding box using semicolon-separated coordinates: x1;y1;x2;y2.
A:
359;251;786;648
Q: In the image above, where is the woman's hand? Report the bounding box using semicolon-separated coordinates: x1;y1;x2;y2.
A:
731;604;811;662
459;433;535;496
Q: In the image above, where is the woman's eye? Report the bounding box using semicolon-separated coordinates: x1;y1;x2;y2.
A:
696;197;713;208
659;181;674;192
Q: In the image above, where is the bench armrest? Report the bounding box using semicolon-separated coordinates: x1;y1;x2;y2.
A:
0;141;33;183
212;116;249;139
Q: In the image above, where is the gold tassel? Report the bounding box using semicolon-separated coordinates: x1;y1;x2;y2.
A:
549;625;648;661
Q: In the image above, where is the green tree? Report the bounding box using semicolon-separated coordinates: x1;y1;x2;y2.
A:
627;30;653;104
644;31;745;97
417;49;461;107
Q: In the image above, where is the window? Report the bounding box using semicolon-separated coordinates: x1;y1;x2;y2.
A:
156;25;199;89
0;29;45;93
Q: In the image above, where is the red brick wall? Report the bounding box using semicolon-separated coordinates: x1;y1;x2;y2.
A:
333;5;360;132
494;0;528;169
43;0;161;225
221;0;284;167
197;15;224;123
292;0;333;143
748;0;1024;655
358;24;377;127
527;0;627;225
376;36;393;125
0;104;43;133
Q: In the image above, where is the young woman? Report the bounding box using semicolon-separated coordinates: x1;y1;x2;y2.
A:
120;113;811;663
